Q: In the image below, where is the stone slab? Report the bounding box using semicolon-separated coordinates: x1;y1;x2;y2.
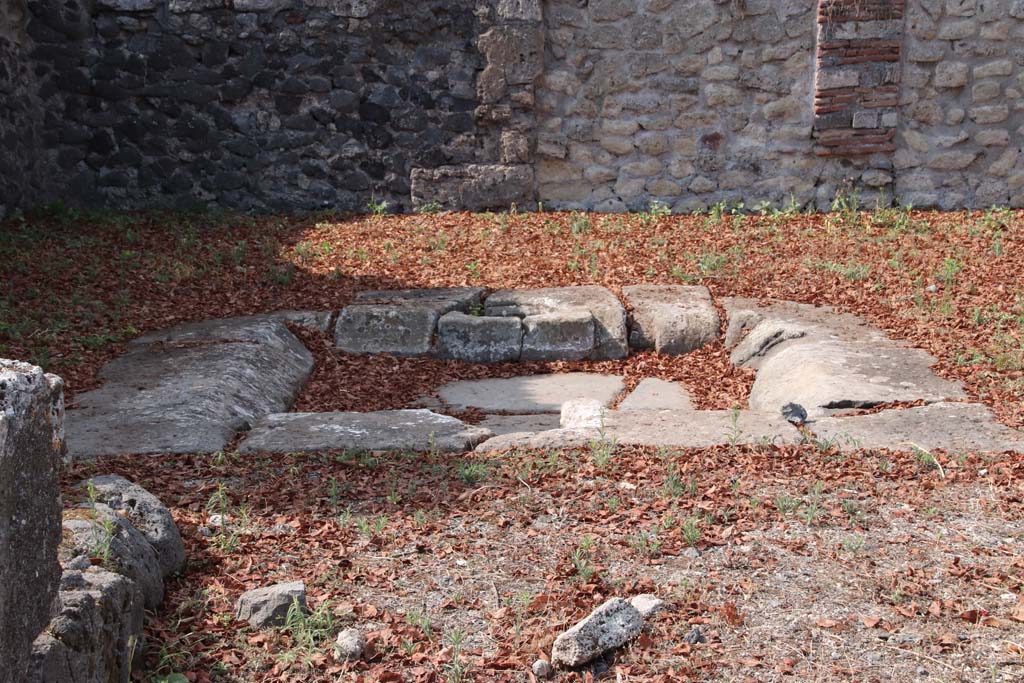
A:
65;318;314;459
809;402;1024;453
437;373;626;413
623;285;720;355
335;288;484;356
435;312;523;362
240;310;333;333
723;298;966;418
618;378;693;411
478;413;561;436
0;360;64;683
476;409;801;451
748;338;966;419
521;310;595;361
238;410;493;454
485;287;628;360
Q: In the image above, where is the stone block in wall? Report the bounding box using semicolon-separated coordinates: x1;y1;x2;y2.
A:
478;24;544;102
410;164;535;211
0;360;64;683
435;312;524;363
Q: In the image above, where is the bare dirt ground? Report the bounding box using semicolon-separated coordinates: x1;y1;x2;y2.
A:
4;204;1023;681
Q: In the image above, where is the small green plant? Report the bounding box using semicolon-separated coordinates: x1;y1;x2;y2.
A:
774;493;801;515
636;200;672;226
841;534;866;554
628;529;663;558
406;610;434;642
442;629;471;683
570;537;597;582
662;463;698;499
588;427;618;468
569;211;592;234
465;260;482;280
415;200;444;214
367;196;389;217
937;257;965;285
724;406;743;445
457;460;489;486
283;597;337;652
681;516;702;547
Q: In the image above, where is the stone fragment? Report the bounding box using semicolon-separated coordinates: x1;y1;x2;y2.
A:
629;594;666;618
239;410;493;454
334;628;366;660
0;360;64;683
532;658;554;679
618;378;693;411
560;399;606;429
623;285;720;355
808;403;1024;453
66;318;314;458
435;312;523;363
78;475;185;578
933;62;969;88
486;287;628;360
61;504;165;609
521;310;595;361
236;581;307;629
28;568;144;683
437;373;625;413
550;597;644;669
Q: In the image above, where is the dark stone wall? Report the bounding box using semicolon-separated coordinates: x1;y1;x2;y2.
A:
23;0;493;212
0;1;46;218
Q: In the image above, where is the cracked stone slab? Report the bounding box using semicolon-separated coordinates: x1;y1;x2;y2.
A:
334;288;484;356
723;298;966;418
476;409;801;451
748;338;966;419
435;312;523;362
238;410;493;454
618;378;693;411
485;286;628;360
808;402;1024;453
437;373;625;413
66;317;314;459
624;285;720;355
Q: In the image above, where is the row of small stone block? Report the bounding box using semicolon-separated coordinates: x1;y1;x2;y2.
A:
333;285;722;363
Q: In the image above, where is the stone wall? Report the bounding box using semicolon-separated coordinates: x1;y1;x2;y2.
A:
24;0;504;212
897;0;1024;209
1;0;1023;214
0;0;46;218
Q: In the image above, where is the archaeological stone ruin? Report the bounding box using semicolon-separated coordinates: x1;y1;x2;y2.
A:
53;285;1024;458
3;0;1024;217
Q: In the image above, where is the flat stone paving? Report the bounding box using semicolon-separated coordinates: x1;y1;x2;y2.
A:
474;410;802;452
808;402;1024;453
66;317;314;459
617;378;693;411
436;373;626;413
239;410;493;454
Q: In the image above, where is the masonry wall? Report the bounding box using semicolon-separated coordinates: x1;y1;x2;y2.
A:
0;1;46;219
2;0;1024;215
23;0;500;212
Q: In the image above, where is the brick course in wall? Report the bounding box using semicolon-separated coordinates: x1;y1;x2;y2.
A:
812;0;904;156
